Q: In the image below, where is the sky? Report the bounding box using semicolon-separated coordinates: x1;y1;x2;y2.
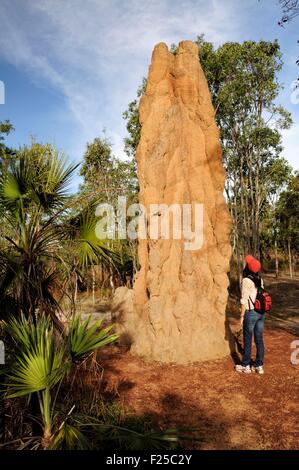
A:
0;0;298;191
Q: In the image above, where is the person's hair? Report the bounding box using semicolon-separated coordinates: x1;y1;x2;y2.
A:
243;264;261;288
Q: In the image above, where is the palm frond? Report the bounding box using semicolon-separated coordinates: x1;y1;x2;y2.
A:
49;423;90;450
67;315;118;360
5;317;67;397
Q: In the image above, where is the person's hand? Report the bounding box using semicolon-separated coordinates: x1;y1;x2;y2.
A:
239;304;246;327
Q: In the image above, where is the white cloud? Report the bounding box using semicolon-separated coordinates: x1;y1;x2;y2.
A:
0;0;241;161
0;0;297;173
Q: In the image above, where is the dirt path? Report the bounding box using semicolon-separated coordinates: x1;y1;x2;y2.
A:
101;329;298;450
100;275;299;450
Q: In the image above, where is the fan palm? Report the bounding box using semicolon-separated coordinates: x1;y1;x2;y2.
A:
0;142;124;323
3;313;118;448
68;314;118;360
63;205;122;305
0;143;78;323
3;315;66;446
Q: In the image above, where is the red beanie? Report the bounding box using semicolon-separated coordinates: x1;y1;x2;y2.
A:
245;255;261;273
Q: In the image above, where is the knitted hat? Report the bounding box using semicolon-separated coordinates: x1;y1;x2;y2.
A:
245;255;261;274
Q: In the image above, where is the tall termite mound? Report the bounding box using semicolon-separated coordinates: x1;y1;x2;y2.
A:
112;41;232;363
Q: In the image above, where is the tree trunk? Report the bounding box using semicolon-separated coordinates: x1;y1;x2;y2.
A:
274;239;279;278
31;392;42;437
74;272;78;303
248;151;259;257
288;238;293;278
232;176;242;289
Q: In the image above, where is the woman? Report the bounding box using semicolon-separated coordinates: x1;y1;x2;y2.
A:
235;255;265;375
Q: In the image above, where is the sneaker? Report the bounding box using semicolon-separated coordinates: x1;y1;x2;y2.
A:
251;366;264;375
235;364;251;374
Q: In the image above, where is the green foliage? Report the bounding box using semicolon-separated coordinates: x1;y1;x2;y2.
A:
3;313;52;352
0;139;129;321
78;132;138;286
80;135;138;201
1;142;77;214
278;0;299;79
80;136;113;193
196;35;293;260
1;314;192;450
51;409;197;451
50;423;90;450
123;78;147;158
123;37;297;272
2;313;119;447
0;143;78;321
66;206;120;269
68;314;118;360
0;120;15;168
5;328;65;398
276;173;299;250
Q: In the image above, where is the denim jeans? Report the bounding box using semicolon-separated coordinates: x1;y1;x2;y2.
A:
242;309;265;367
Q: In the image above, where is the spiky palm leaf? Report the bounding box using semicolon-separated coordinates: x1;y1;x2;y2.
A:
49;423;91;450
2;313;52;351
65;207;122;271
0;144;79;323
69;414;198;450
68;315;118;360
0;144;78;215
5;319;66;398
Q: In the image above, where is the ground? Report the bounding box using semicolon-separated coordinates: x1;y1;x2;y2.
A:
98;274;299;450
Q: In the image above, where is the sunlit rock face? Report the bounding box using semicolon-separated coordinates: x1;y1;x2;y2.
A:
112;41;232;364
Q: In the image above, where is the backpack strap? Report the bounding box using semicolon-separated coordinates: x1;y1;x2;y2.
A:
249;295;255;310
245;275;257;310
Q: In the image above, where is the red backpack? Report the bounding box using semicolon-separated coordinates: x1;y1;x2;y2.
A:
247;273;272;314
250;286;272;314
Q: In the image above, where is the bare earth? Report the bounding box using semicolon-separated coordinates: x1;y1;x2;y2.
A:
99;274;299;450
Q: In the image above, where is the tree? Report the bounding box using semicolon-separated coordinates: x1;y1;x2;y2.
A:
79;135;138;290
259;157;293;276
196;36;292;281
124;38;295;280
3;311;185;450
123;78;147;159
3;313;118;448
0;142;78;325
0;141;123;322
63;204;123;306
0;120;15;169
80;135;138;204
278;0;299;81
278;0;299;23
276;173;299;277
80;136;113;196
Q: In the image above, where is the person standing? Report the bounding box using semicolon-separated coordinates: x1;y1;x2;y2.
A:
235;255;265;375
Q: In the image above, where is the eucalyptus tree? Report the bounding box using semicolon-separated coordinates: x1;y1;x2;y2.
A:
278;0;299;80
0;120;15;171
196;37;292;262
0;141;123;323
79;135;138;288
123;39;292;282
275;173;299;277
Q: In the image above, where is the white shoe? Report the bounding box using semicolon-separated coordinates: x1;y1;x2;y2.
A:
251;366;264;375
235;365;251;374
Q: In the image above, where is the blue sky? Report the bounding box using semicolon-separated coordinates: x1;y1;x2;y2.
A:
0;0;298;191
